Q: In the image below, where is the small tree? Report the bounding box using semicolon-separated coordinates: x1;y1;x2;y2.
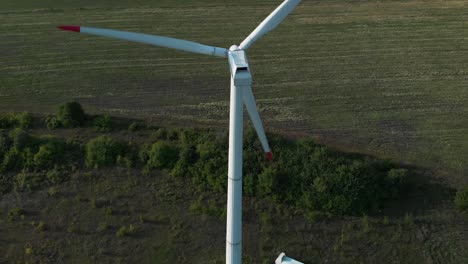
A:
34;140;66;170
57;101;85;128
257;166;281;197
146;141;179;169
45;115;60;130
1;147;23;172
85;136;126;168
16;112;33;129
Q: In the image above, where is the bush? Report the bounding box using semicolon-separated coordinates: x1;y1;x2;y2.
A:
170;159;191;177
308;161;384;215
34;140;66;169
387;168;408;185
57;101;85;128
1;147;23;172
21;148;36;170
45;115;60;130
16;112;33;129
454;187;468;211
0;114;16;129
146;141;179;169
15;171;46;191
0;112;32;129
93;115;112;132
85;136;126;168
257;166;279;197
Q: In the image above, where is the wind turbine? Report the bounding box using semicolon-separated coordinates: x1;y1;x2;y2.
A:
58;0;303;263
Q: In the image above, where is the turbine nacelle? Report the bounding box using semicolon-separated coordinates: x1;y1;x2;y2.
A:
227;47;251;86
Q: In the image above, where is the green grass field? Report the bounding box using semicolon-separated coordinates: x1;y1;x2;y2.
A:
1;0;467;182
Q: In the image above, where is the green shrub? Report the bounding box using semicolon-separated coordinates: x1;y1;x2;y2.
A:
21;148;35;170
116;224;136;237
34;140;66;169
191;139;227;191
146;141;179;169
1;147;23;172
16;112;33;129
0;114;16;129
169;146;197;178
0;112;32;129
257;166;279;197
45;115;60;130
387;168;408;185
85;136;126;168
57;101;85;128
93;115;112;132
297;157;393;216
243;173;256;196
15;171;46;191
170;159;191;177
454;187;468;211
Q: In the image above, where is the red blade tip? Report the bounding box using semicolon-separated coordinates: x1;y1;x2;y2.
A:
58;25;80;32
266;152;273;161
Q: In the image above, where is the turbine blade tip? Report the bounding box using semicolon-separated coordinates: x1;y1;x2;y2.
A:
266;152;273;161
58;25;80;32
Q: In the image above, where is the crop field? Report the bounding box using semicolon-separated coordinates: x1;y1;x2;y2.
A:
1;0;467;183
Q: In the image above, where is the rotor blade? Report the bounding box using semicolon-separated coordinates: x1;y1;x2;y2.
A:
239;0;301;50
243;86;272;161
58;25;227;58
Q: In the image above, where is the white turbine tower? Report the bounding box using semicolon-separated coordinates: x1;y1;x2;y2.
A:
59;1;303;263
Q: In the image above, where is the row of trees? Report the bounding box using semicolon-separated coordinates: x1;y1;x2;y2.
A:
0;102;413;216
1;127;408;216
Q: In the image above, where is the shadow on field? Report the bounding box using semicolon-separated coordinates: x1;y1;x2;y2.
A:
382;167;456;217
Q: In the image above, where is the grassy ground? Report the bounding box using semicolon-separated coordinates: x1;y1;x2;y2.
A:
1;0;467;184
0;123;466;263
0;158;466;264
